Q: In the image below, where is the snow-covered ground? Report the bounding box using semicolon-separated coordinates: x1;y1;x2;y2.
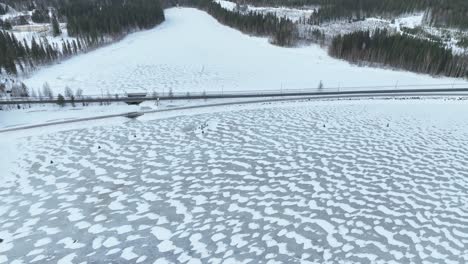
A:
0;103;139;129
1;98;468;263
21;8;468;96
0;97;289;130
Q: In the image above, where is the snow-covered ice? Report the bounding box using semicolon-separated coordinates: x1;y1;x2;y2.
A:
22;8;468;96
1;98;468;263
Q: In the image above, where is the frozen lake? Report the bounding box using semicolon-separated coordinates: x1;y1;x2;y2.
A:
1;99;468;263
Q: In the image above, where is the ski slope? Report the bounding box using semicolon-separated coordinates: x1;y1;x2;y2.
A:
1;98;468;263
23;8;468;96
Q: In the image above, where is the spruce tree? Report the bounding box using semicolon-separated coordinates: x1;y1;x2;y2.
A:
52;15;61;37
57;93;65;106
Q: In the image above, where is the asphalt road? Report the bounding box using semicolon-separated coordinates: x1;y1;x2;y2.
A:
1;90;467;133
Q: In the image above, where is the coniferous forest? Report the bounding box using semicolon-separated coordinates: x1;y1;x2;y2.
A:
0;0;165;76
238;0;468;30
329;29;468;79
60;0;165;39
424;0;468;30
0;30;81;75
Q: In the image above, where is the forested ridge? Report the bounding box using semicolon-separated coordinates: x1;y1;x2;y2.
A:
329;29;468;79
0;30;81;75
308;0;429;24
0;0;165;75
60;0;165;39
237;0;468;29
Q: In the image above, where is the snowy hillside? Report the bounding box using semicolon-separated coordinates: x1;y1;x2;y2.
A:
22;8;468;96
1;98;467;263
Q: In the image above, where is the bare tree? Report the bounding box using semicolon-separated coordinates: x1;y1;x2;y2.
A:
42;82;53;99
168;88;174;98
31;88;37;98
37;88;43;100
106;90;111;105
318;80;324;91
64;86;74;98
75;88;83;99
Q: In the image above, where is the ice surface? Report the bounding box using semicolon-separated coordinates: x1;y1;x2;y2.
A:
1;99;468;263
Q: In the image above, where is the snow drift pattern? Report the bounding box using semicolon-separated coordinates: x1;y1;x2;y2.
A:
1;100;467;263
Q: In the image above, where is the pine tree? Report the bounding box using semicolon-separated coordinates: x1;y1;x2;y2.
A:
42;82;53;99
31;88;37;98
168;88;174;98
75;88;83;98
52;15;61;37
0;4;7;15
57;93;65;107
64;86;73;98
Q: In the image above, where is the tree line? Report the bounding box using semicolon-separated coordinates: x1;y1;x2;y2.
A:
329;29;468;79
59;0;165;41
0;0;165;76
306;0;427;25
0;30;84;75
423;0;468;30
234;0;468;29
